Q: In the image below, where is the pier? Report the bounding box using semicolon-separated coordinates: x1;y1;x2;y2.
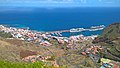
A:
46;25;105;36
47;30;70;36
47;30;70;33
47;25;105;33
0;24;105;37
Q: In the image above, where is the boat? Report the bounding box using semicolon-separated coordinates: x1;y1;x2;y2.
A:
70;28;77;32
91;25;105;29
89;25;105;31
70;28;85;32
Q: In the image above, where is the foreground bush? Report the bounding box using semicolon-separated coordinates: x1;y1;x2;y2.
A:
0;61;54;68
0;31;13;38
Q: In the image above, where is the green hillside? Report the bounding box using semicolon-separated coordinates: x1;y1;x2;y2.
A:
93;23;120;61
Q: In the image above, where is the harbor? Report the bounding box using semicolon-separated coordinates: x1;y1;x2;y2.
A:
0;24;119;68
0;25;105;38
46;25;105;36
0;1;120;67
0;24;100;47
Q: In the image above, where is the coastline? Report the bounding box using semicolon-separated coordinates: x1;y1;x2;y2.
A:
0;5;120;68
0;24;105;36
0;24;99;46
0;23;120;68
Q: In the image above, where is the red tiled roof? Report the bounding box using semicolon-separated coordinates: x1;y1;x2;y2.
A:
113;65;119;68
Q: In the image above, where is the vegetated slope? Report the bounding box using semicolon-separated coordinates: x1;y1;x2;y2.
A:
93;23;120;61
0;36;67;68
102;23;120;40
0;31;13;38
56;54;96;68
0;39;21;62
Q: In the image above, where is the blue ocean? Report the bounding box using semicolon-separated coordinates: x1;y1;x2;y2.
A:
0;7;120;36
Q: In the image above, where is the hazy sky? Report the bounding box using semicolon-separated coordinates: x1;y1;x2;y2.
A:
0;0;120;7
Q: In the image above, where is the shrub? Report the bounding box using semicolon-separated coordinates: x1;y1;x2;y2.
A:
0;31;13;38
0;61;54;68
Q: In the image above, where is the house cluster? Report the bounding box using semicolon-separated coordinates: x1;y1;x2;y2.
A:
69;34;98;42
0;25;43;40
100;58;120;68
81;46;103;55
0;25;98;47
22;55;52;63
81;45;120;68
22;55;59;67
81;46;103;62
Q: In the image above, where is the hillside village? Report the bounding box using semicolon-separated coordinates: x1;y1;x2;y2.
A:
0;23;120;68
